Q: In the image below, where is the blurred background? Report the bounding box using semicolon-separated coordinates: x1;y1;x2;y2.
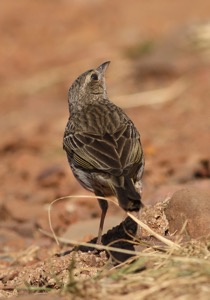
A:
0;0;210;253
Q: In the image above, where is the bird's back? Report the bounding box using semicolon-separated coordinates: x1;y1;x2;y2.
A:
63;98;143;178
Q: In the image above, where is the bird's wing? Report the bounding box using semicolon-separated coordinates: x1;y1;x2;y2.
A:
63;122;142;176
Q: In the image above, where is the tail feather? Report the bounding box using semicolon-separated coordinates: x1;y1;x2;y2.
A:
113;176;142;212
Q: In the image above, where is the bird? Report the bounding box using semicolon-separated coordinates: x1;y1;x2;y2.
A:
63;61;144;245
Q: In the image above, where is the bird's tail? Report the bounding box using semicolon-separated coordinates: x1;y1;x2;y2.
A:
112;176;143;212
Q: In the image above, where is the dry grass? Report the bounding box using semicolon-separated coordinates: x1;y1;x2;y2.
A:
61;239;210;300
46;195;210;300
1;239;209;299
1;197;209;299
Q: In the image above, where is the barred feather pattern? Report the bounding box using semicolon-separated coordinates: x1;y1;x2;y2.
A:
63;98;144;211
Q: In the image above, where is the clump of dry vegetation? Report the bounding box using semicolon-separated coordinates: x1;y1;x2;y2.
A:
1;214;210;300
59;239;210;300
66;238;210;298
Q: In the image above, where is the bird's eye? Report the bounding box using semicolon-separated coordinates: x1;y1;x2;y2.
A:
91;73;98;81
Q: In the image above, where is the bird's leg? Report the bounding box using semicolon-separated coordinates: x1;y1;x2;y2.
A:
127;209;142;240
96;198;108;245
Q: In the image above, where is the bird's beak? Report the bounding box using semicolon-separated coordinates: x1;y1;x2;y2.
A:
96;61;111;75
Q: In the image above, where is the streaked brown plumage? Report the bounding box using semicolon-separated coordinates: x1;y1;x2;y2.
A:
63;61;144;244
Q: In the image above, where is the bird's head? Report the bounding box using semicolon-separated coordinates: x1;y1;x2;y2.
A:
68;61;110;111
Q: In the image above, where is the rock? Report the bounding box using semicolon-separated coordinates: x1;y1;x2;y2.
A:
193;158;210;179
62;215;124;241
4;198;44;223
164;188;210;239
140;201;169;237
36;165;66;188
0;228;25;251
